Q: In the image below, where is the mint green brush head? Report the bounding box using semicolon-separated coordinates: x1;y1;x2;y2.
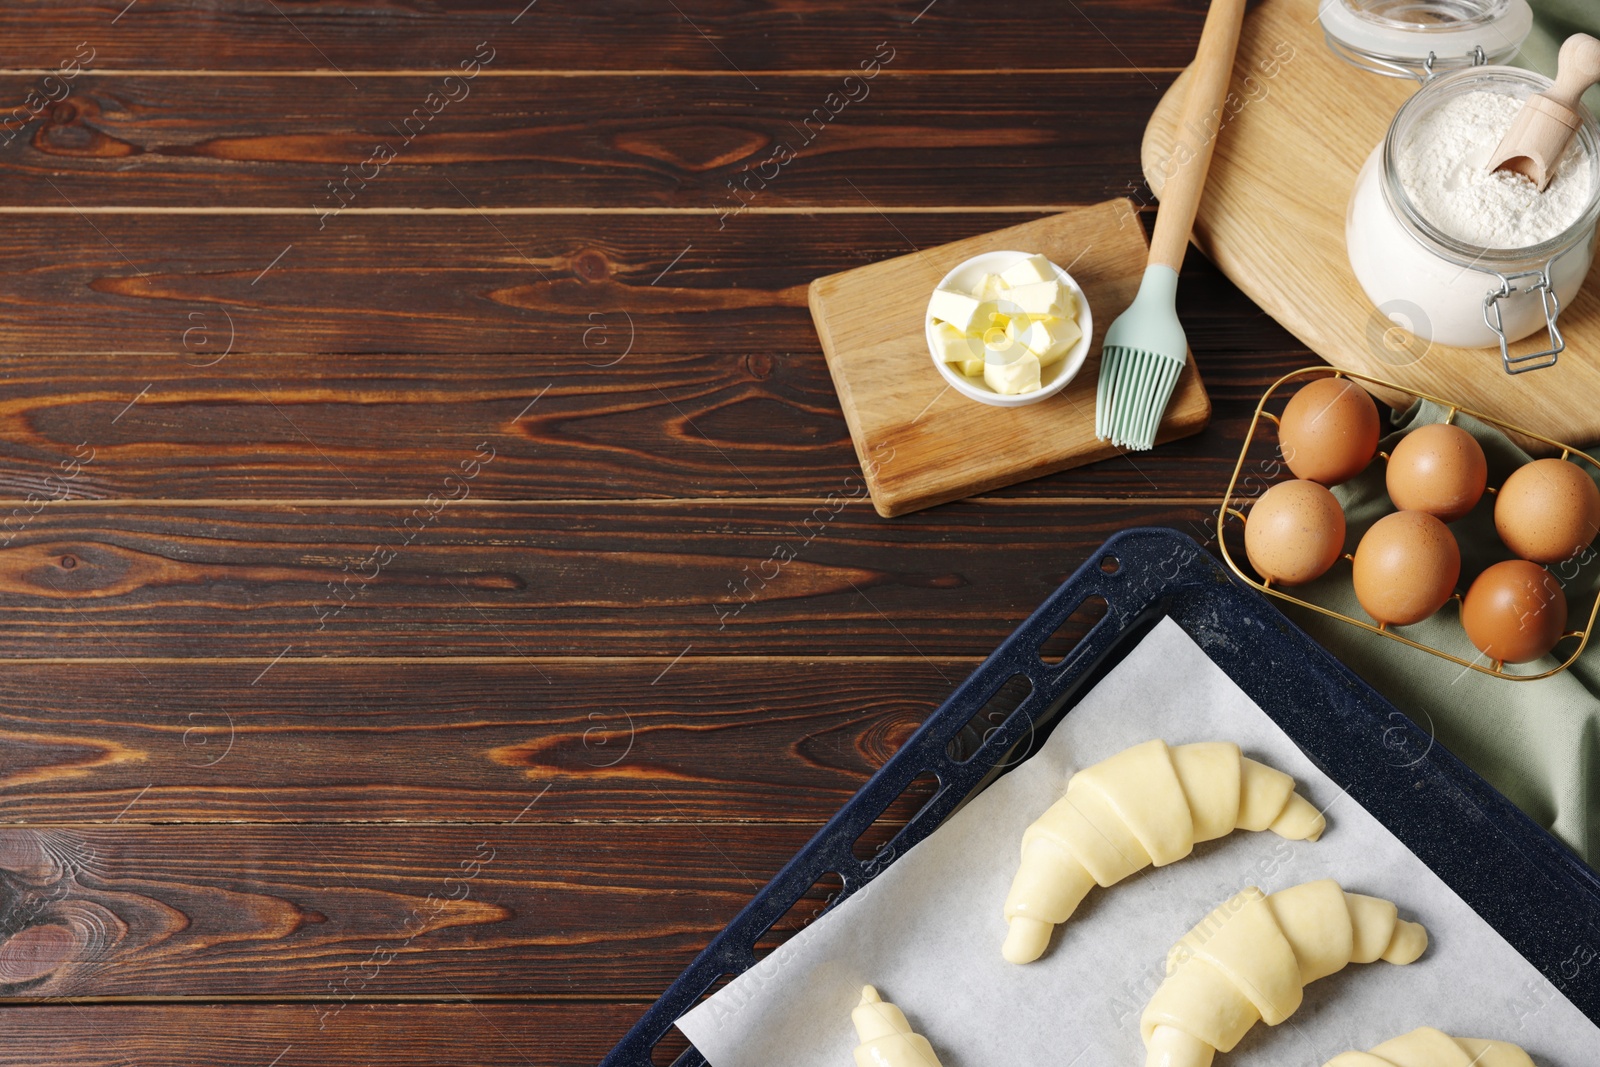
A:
1096;265;1186;450
1094;0;1247;451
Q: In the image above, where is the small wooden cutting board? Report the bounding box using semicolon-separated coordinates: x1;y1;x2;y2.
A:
809;200;1211;517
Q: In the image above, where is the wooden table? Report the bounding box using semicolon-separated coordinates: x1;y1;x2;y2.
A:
0;3;1320;1062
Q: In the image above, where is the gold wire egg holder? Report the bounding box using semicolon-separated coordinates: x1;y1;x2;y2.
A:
1217;366;1600;682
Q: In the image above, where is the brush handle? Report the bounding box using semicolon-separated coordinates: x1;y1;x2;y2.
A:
1148;0;1249;273
1548;33;1600;112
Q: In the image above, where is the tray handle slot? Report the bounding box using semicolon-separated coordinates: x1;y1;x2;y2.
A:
1037;594;1110;666
851;772;943;867
945;674;1035;764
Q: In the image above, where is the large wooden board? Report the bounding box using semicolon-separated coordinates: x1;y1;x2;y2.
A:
1142;0;1600;446
809;200;1211;517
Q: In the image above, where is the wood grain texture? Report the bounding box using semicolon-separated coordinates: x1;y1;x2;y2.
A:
0;213;1087;355
0;342;1296;502
0;1003;657;1067
0;1;1324;1058
0;1;1205;72
1142;0;1600;446
0;212;1305;501
812;201;1208;516
0;501;1213;657
0;659;966;823
0;823;824;998
0;72;1167;208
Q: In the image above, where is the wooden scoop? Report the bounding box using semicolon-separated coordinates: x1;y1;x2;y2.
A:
1489;34;1600;191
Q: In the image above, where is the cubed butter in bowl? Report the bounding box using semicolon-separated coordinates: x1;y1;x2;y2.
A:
924;250;1092;408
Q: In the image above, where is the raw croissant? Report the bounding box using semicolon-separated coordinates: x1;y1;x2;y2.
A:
1323;1028;1533;1067
851;985;944;1067
1141;879;1428;1067
1003;739;1326;963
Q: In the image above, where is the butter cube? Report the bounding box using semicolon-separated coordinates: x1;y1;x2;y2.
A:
984;352;1042;395
928;287;984;333
970;272;1010;301
957;357;985;376
983;320;1030;363
1006;280;1074;317
1009;314;1083;366
1005;316;1046;356
1040;316;1083;366
975;307;1014;348
931;322;971;364
1000;253;1057;287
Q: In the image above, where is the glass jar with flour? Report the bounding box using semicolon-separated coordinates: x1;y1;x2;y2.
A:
1321;0;1600;372
1346;67;1600;370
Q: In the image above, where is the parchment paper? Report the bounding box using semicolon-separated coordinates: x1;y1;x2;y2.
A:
677;619;1600;1066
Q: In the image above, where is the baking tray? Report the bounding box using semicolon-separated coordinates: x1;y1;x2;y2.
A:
601;527;1600;1066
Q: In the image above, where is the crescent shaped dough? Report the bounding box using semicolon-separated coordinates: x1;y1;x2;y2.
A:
1003;739;1327;963
1141;879;1428;1067
1323;1028;1534;1067
851;986;944;1067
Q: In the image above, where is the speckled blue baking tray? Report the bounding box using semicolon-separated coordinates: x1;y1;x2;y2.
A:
602;527;1600;1066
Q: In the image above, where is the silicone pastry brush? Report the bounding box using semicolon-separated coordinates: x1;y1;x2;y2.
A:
1096;0;1247;451
1489;33;1600;190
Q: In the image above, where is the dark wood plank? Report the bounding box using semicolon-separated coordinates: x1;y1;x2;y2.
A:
0;213;1268;354
0;500;1213;657
0;212;1310;500
0;1;1204;72
0;822;830;998
0;1003;657;1067
0;658;963;823
0;72;1169;208
0;344;1302;502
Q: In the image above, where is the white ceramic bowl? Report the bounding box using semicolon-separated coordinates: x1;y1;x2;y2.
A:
924;249;1092;408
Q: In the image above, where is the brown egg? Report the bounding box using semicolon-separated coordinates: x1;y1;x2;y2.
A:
1244;480;1346;586
1385;423;1487;522
1461;560;1568;664
1351;511;1460;625
1279;378;1380;486
1495;458;1600;564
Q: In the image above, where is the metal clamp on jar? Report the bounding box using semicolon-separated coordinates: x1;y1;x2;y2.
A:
1320;0;1529;82
1325;1;1600;374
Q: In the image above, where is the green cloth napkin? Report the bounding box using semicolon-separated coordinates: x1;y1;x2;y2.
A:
1515;0;1600;114
1279;400;1600;867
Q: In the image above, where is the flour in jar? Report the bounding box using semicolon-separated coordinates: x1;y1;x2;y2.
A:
1396;89;1593;248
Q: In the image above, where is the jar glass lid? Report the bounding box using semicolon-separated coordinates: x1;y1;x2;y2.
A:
1320;0;1533;80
